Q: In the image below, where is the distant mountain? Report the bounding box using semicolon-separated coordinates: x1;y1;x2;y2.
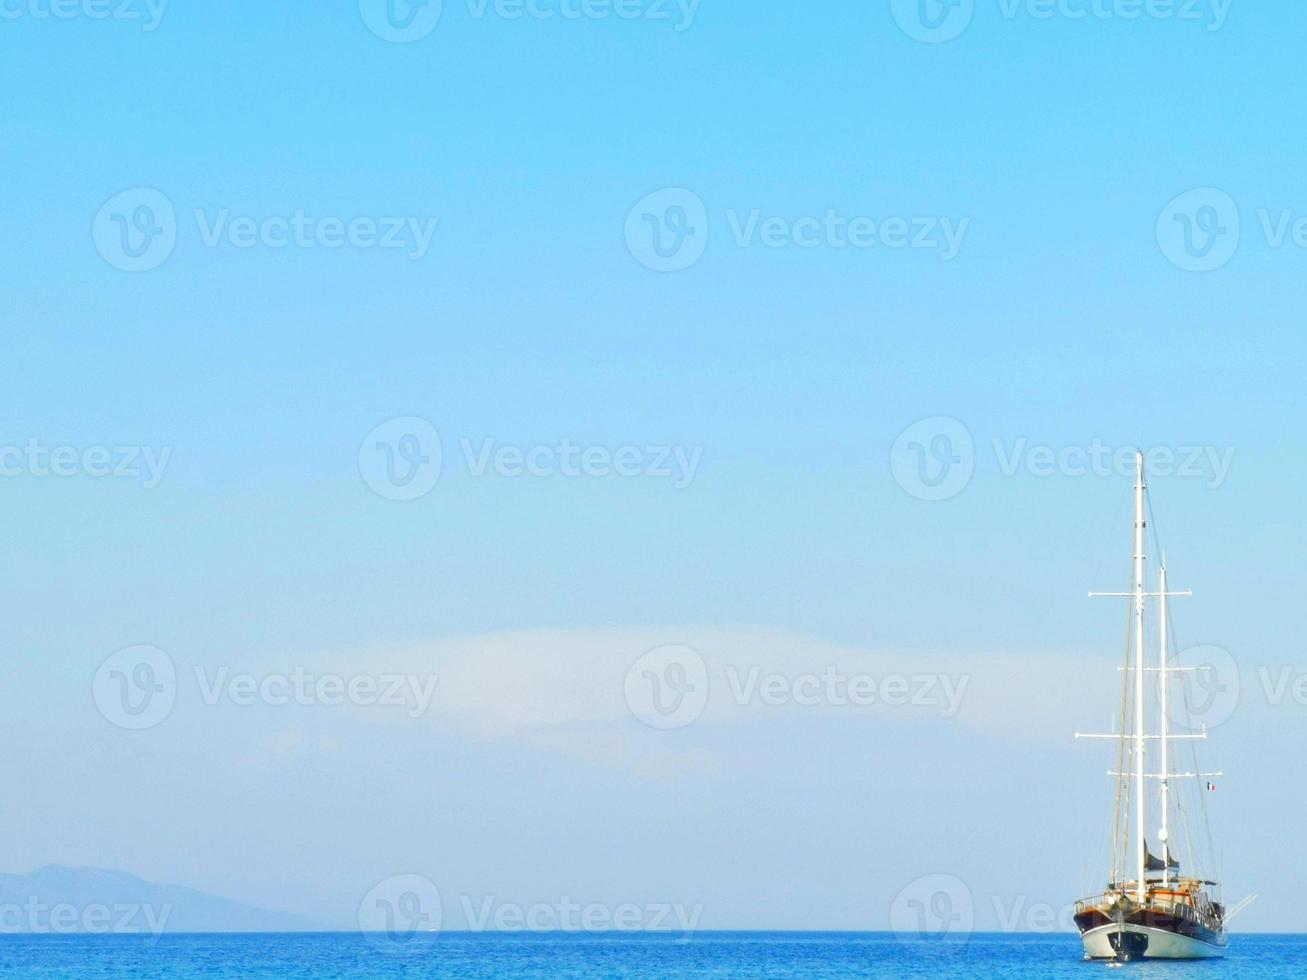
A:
0;866;323;933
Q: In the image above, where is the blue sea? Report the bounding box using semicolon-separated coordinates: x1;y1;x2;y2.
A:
0;933;1303;978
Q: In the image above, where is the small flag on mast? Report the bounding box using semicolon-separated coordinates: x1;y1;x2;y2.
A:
1206;781;1217;791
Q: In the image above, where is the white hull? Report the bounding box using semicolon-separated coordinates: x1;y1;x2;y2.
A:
1081;923;1227;960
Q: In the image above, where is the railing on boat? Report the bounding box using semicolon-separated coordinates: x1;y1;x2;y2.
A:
1073;892;1222;933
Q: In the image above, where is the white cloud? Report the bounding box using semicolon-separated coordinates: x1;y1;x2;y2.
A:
312;628;1119;761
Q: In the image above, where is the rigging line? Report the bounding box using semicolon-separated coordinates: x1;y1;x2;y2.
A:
1170;603;1217;882
1146;480;1220;883
1182;644;1220;881
1156;515;1220;878
1176;783;1199;886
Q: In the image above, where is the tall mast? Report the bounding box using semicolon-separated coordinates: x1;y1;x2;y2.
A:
1132;451;1147;903
1159;560;1170;889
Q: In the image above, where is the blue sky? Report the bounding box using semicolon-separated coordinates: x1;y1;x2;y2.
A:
3;0;1306;936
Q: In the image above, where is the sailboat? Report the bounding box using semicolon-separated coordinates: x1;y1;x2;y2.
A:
1072;451;1228;960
